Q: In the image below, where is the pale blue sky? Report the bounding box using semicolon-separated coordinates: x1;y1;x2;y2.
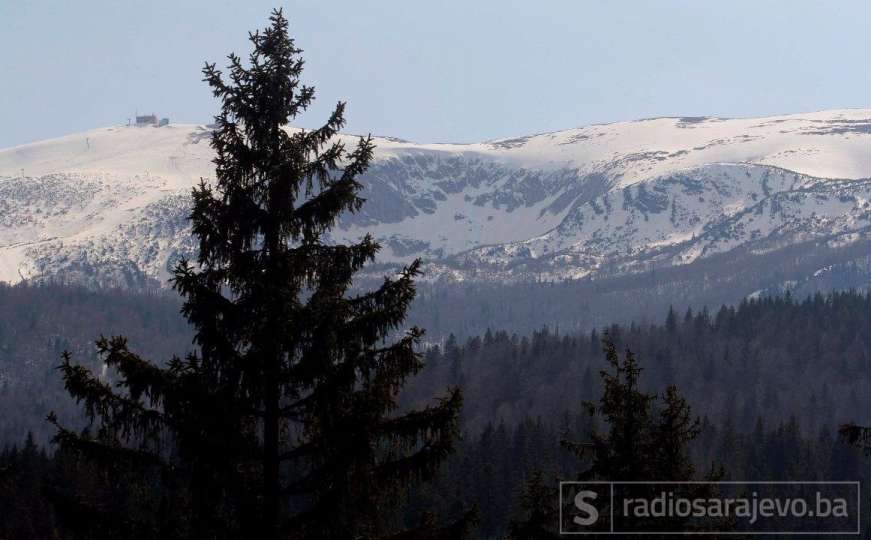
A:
2;0;870;148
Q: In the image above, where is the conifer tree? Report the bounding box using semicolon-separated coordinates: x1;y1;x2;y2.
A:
563;337;655;481
564;337;711;483
50;9;467;540
665;305;678;334
561;337;719;535
506;471;560;540
653;385;700;480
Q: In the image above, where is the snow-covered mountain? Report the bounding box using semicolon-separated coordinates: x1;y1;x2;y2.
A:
3;109;871;286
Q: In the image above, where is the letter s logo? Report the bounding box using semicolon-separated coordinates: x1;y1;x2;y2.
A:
573;490;599;526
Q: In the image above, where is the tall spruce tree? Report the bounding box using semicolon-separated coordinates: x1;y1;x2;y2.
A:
50;9;467;540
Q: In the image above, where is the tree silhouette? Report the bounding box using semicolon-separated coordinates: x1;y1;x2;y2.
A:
50;10;468;539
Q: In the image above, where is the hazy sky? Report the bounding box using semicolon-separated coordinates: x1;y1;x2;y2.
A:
2;0;871;148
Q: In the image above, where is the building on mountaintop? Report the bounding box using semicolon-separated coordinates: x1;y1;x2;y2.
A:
135;114;158;126
133;114;169;127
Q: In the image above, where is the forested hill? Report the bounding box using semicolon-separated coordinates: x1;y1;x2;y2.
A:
4;284;871;537
404;291;871;434
0;283;191;443
3;282;871;445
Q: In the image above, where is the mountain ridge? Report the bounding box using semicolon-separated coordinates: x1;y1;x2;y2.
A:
3;108;871;286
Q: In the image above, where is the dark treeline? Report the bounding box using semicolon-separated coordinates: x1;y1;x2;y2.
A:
404;291;871;435
3;281;871;536
7;285;871;446
403;236;871;339
4;341;871;538
406;415;870;538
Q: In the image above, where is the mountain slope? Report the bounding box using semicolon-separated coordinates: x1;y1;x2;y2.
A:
2;109;871;285
455;164;871;280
